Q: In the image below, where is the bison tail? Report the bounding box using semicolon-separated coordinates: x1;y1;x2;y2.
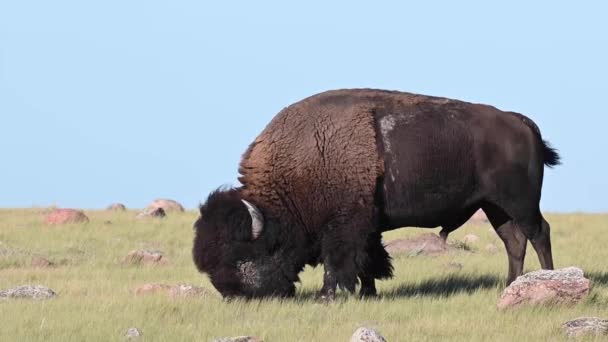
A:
542;140;561;168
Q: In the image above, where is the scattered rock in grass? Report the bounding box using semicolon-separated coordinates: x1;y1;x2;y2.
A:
134;283;171;295
0;285;56;300
445;262;463;271
44;208;89;225
145;199;184;212
350;327;387;342
134;283;211;298
498;267;590;309
468;209;489;223
485;243;499;254
136;207;166;219
212;337;263;342
562;317;608;338
168;284;211;298
106;203;126;211
122;250;167;265
31;256;55;268
462;234;480;244
125;327;142;338
384;233;453;257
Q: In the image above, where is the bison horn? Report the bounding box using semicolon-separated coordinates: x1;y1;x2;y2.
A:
241;199;264;239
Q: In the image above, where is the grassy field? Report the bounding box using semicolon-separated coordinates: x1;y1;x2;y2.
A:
0;209;607;341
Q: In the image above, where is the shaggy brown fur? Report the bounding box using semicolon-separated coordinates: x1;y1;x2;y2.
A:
193;88;560;299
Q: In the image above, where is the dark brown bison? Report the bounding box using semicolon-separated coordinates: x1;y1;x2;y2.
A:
193;89;560;299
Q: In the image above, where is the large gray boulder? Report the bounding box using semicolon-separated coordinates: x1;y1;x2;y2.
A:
562;317;608;338
0;285;56;300
498;267;590;309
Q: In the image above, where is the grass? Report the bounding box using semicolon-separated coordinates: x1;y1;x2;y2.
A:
1;209;607;341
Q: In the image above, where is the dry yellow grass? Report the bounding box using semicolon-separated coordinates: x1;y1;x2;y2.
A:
1;209;607;341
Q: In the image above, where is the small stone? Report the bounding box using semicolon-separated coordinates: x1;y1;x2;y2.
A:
562;317;608;338
44;209;89;225
106;203;126;211
0;285;56;300
145;199;184;212
212;337;262;342
498;267;590;309
136;207;166;219
168;284;210;298
350;327;387;342
125;327;142;338
122;250;167;266
134;283;211;298
445;262;463;270
485;243;499;253
134;283;172;295
31;256;55;268
462;234;479;244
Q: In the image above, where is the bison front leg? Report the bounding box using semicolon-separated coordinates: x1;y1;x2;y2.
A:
318;213;377;300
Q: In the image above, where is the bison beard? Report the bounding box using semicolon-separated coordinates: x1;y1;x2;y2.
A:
192;88;560;299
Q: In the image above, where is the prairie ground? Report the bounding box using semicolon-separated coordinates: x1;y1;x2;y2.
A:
0;209;607;341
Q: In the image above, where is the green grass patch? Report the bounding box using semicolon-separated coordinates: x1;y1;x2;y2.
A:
1;209;607;341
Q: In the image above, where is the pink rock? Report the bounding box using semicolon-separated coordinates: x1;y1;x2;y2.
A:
31;256;55;268
468;209;489;223
122;250;167;265
498;267;590;309
44;209;89;225
145;199;184;212
133;283;171;295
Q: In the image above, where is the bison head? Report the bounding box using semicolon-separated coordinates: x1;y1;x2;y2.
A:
192;188;296;298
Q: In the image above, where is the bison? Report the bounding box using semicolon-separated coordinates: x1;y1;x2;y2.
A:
193;89;560;299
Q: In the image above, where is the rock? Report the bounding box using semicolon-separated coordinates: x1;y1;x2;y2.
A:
122;250;167;265
485;243;499;253
134;283;172;295
134;283;211;298
212;337;263;342
445;262;463;270
384;233;452;257
106;203;126;211
44;209;89;225
562;317;608;338
498;267;590;309
462;234;479;244
145;199;184;212
168;284;210;298
468;209;489;223
136;207;166;219
31;256;55;268
125;327;142;338
0;285;56;300
350;327;387;342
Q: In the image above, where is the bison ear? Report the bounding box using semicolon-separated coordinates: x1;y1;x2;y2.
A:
241;199;264;240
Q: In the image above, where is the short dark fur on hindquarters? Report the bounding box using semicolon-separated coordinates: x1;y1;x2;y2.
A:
192;88;560;299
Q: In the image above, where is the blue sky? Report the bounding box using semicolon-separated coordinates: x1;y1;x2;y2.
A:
0;1;606;212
